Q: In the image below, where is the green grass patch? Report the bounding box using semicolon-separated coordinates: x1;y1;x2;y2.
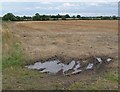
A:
2;23;24;69
104;71;118;83
69;74;118;90
3;66;46;90
2;42;24;69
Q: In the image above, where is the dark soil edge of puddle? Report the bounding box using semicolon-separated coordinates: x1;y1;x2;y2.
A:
25;54;115;76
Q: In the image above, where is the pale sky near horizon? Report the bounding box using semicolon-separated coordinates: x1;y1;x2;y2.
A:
1;1;119;17
0;0;119;2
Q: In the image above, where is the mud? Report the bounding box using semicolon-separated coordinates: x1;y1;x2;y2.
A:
25;56;113;76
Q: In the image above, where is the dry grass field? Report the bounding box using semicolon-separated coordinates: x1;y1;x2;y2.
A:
2;20;118;90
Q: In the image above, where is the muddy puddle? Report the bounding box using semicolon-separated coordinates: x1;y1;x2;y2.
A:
25;56;112;76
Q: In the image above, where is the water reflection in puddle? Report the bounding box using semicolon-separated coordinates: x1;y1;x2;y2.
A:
26;60;81;75
86;63;93;70
25;57;112;75
26;60;62;74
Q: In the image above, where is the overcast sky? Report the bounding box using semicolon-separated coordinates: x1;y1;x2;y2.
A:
1;1;118;16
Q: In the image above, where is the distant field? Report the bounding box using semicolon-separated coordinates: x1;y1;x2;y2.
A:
2;20;118;90
8;20;118;60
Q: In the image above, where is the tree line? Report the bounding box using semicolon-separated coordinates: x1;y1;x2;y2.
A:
2;13;119;21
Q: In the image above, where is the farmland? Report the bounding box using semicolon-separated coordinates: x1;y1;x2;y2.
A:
2;20;118;90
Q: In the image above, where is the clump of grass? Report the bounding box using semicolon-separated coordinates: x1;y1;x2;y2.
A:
2;42;23;68
69;81;83;90
2;23;24;69
69;73;118;90
104;72;118;83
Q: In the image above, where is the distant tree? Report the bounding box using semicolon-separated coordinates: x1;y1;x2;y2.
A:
56;14;62;18
15;16;21;21
77;15;81;18
46;16;50;20
41;15;46;20
62;16;66;20
2;13;17;21
81;17;86;20
3;13;117;21
50;15;58;20
23;16;27;19
112;16;117;20
65;14;70;18
102;16;110;20
72;15;76;19
20;17;24;21
42;15;50;21
18;16;31;21
51;15;55;18
32;13;41;21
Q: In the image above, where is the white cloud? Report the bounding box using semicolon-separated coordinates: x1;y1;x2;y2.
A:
35;7;41;9
41;1;52;4
34;6;55;10
49;7;54;9
26;7;31;10
62;3;79;6
89;2;99;6
54;3;79;11
63;3;74;6
54;7;61;10
63;3;71;6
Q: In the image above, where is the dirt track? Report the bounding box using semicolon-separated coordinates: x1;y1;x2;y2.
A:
3;20;118;90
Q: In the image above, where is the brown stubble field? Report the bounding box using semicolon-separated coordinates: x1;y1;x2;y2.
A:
2;20;118;90
9;20;118;61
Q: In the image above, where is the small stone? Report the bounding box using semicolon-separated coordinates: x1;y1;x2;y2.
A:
96;57;102;63
107;58;112;62
72;70;82;75
86;63;94;69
